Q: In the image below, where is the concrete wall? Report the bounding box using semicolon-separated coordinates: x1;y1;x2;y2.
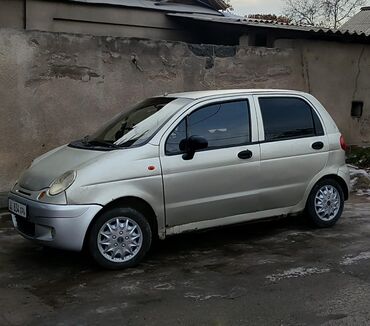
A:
0;0;24;29
0;28;369;192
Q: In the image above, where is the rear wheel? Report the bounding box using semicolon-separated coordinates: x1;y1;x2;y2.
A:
88;207;152;269
305;179;344;228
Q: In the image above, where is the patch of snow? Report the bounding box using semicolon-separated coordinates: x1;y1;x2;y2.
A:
355;189;370;196
120;283;140;293
95;303;128;314
348;165;370;195
115;269;144;278
153;283;175;290
184;292;224;301
340;252;370;266
96;306;118;314
266;267;330;282
256;259;276;265
348;164;370;177
184;287;246;301
350;176;358;188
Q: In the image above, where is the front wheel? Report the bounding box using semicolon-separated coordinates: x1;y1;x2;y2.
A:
88;207;152;269
305;179;345;228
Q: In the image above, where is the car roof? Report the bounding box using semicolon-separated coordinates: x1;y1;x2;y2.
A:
166;89;308;100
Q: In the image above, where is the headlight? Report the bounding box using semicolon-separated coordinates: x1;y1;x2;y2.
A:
48;170;76;196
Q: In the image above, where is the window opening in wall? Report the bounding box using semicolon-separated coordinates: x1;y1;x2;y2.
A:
351;101;363;118
254;33;268;47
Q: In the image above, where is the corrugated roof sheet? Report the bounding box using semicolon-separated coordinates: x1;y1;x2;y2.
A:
342;7;370;34
68;0;226;14
167;12;370;38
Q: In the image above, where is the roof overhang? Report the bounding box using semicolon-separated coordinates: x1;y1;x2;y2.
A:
197;0;229;11
167;12;370;41
67;0;227;14
341;6;370;34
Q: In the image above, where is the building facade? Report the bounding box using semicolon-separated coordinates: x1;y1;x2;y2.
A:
0;0;369;192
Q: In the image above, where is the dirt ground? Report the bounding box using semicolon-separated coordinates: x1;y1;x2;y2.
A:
1;196;370;326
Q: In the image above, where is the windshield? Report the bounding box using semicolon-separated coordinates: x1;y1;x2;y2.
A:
74;97;191;150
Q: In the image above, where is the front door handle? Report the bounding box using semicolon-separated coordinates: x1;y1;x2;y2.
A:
312;141;324;150
238;150;253;160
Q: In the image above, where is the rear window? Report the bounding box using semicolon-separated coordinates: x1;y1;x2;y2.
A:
259;97;323;141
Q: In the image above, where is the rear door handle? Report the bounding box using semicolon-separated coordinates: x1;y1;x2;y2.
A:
238;150;253;160
312;141;324;150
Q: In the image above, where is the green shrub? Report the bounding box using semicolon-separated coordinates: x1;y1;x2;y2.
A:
347;147;370;169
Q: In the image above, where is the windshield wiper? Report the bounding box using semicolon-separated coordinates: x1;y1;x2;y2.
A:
82;135;90;145
85;139;121;149
117;130;149;148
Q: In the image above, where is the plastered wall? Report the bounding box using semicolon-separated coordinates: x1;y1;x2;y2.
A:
0;29;369;191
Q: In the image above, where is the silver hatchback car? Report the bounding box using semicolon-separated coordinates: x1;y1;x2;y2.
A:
9;89;350;269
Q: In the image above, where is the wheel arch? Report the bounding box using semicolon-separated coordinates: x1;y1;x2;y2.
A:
83;196;159;250
310;174;349;201
301;171;349;211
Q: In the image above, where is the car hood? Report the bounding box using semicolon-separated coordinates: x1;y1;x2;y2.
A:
19;145;105;191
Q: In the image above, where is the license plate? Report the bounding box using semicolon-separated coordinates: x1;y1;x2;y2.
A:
8;199;27;218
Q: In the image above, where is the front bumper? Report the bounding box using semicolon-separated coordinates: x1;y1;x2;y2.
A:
9;193;102;251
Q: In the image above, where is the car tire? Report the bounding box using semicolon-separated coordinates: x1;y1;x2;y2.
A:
305;178;345;228
88;207;152;270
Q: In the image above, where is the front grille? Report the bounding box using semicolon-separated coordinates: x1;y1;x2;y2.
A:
18;189;31;196
16;217;35;237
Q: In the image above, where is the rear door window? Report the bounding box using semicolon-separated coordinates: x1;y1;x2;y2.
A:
259;97;322;141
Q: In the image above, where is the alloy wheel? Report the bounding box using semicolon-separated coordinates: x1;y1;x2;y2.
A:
314;185;341;221
97;217;143;263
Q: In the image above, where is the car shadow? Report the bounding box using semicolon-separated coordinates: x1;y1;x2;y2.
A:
151;214;312;257
2;213;312;274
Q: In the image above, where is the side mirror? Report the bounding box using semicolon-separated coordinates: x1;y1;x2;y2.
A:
182;135;208;160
